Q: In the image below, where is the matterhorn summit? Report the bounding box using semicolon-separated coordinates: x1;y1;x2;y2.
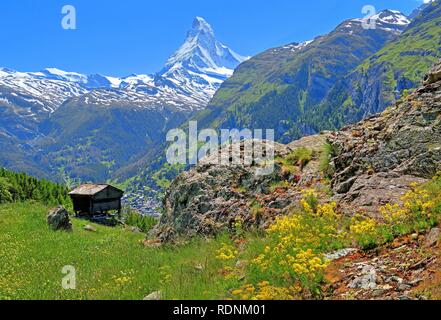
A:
160;17;248;81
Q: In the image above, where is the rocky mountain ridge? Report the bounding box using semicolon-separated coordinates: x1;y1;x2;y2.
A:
330;58;441;216
153;59;441;242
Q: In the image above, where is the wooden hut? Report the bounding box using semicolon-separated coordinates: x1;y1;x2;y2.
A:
69;184;124;216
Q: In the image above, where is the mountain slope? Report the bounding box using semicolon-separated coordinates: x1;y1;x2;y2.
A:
316;1;441;129
193;10;410;143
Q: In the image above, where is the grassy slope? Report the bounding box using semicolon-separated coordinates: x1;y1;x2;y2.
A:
357;1;441;96
1;175;440;300
0;202;238;300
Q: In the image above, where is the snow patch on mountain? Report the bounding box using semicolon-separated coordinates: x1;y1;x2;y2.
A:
372;10;411;26
350;9;410;34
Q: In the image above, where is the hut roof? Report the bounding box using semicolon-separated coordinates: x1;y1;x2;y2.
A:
68;184;122;196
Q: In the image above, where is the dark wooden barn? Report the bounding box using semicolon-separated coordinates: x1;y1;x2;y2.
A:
69;184;124;216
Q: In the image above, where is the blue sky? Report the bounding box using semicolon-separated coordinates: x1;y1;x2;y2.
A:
0;0;427;76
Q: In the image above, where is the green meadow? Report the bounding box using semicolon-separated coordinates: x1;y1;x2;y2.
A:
0;202;238;300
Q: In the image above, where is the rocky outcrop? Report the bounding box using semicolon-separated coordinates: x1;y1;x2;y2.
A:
153;135;329;242
424;62;441;85
330;60;441;216
47;206;72;231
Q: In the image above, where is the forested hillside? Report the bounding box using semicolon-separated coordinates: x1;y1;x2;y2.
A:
0;168;70;206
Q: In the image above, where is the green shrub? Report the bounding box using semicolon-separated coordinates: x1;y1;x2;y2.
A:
0;177;13;203
319;142;335;178
269;180;292;192
250;200;264;221
286;147;313;171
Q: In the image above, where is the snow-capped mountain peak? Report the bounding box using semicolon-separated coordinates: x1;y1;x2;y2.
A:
189;16;214;37
40;68;88;83
163;16;248;76
344;9;410;34
371;9;410;26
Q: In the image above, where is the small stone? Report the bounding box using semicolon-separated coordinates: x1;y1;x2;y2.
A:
236;260;246;268
397;283;412;292
424;228;441;248
143;291;162;300
195;264;204;272
325;248;358;261
83;224;97;232
129;226;142;233
372;289;385;298
348;265;377;290
411;233;419;240
389;276;404;284
408;278;423;286
47;206;72;232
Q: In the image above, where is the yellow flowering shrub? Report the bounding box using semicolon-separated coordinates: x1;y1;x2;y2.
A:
221;266;243;280
216;243;239;261
380;184;439;235
380;203;407;223
300;188;318;213
250;191;345;292
349;216;380;249
233;218;245;237
223;175;441;300
231;282;296;300
350;217;377;235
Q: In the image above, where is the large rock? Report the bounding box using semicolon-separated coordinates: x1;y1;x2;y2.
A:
153;136;329;242
424;228;441;248
330;60;441;216
424;59;441;85
47;206;72;231
335;173;427;217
